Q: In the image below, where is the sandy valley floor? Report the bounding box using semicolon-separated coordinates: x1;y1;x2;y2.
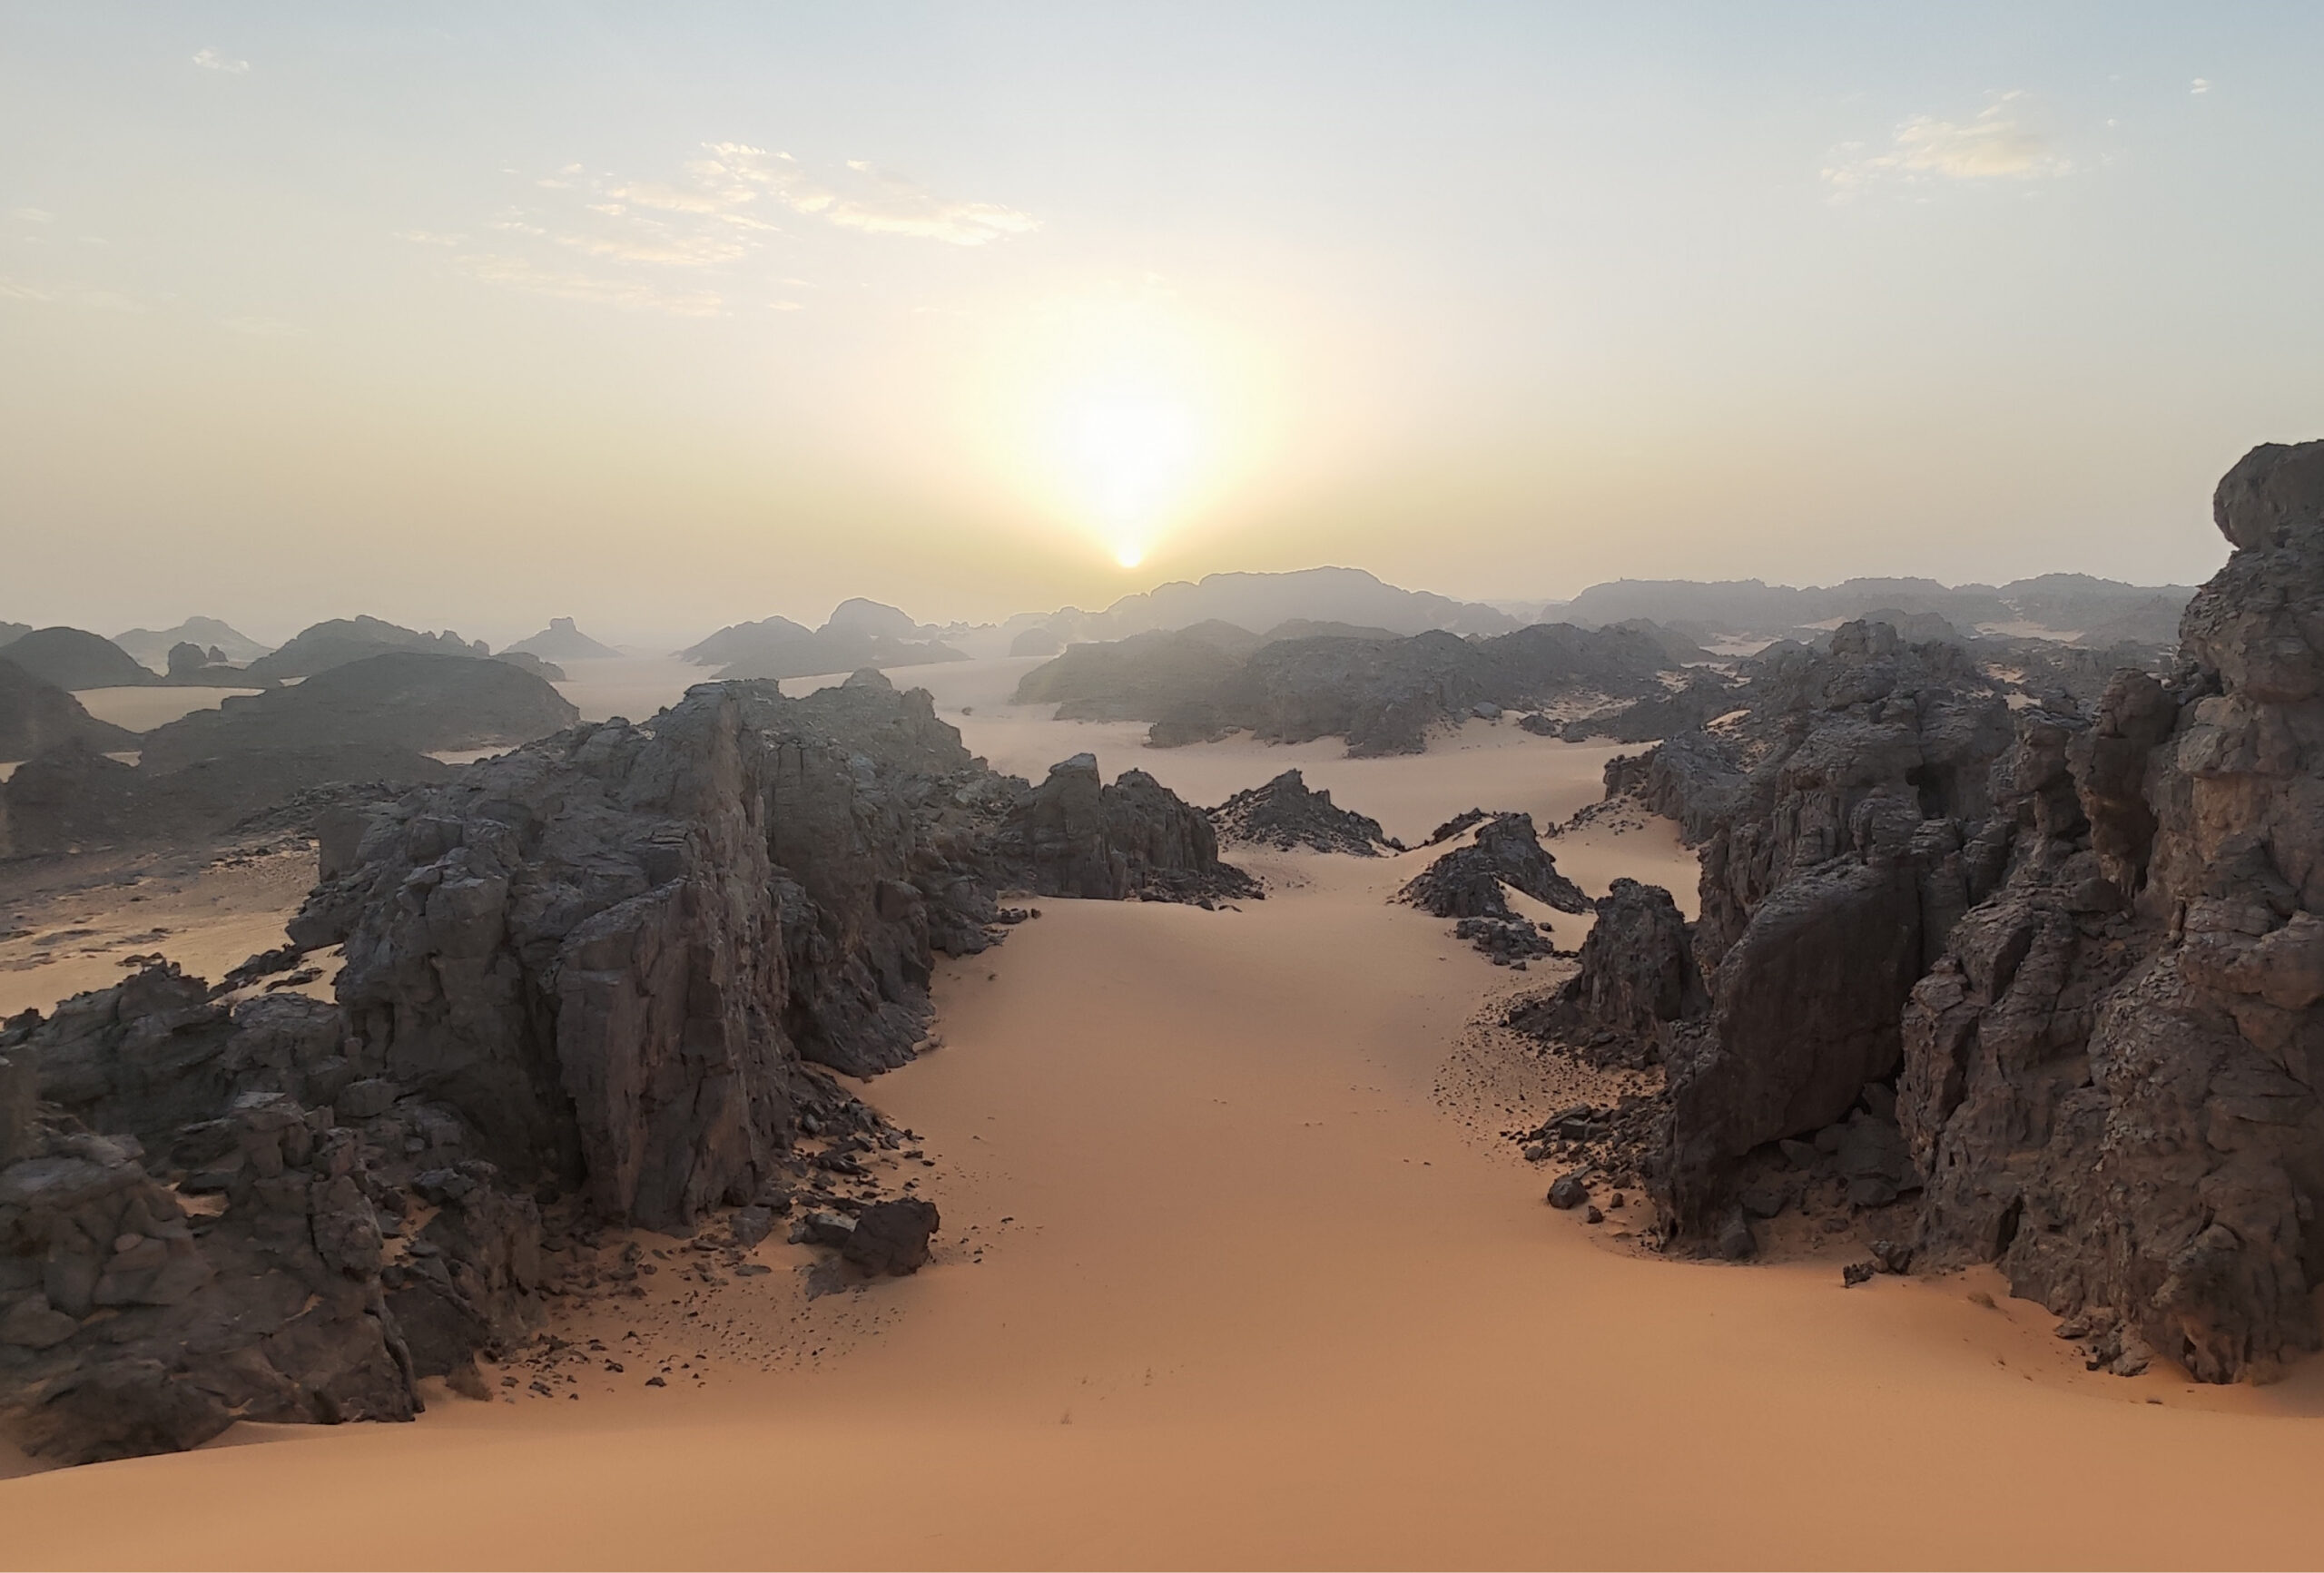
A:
8;667;2324;1567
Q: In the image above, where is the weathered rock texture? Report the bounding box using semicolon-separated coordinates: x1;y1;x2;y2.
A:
0;967;543;1466
1208;770;1400;856
991;753;1259;902
1551;441;2324;1383
1638;621;2017;1233
1399;814;1589;920
1898;438;2324;1381
1508;879;1704;1067
1;673;1247;1460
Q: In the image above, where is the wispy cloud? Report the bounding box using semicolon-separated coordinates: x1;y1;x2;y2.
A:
553;230;750;268
453;253;724;317
1823;93;2072;198
2191;78;2212;95
701;145;1040;245
0;275;145;311
418;142;1032;319
192;47;249;74
10;208;53;225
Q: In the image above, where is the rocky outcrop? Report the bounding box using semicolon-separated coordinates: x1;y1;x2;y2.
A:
1018;622;1683;757
0;966;546;1466
1508;879;1704;1067
682;605;965;682
0;663;135;763
1208;770;1400;856
140;653;577;771
113;618;271;672
0;629;154;692
994;754;1258;902
2;740;450;857
240;617;491;683
1584;622;2019;1234
507;618;620;661
1896;439;2324;1381
1399;814;1589;920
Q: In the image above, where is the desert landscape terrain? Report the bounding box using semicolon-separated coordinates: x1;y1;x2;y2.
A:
13;546;2324;1567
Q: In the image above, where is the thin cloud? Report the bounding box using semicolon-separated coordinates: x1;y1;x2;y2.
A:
1823;93;2072;198
395;230;464;246
192;47;249;74
10;208;53;224
702;144;1039;245
0;275;145;311
553;230;749;267
2191;78;2212;94
453;253;724;317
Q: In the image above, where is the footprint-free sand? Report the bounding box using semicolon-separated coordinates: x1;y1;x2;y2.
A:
7;671;2324;1568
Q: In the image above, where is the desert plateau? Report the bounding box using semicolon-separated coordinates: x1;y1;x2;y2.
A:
5;8;2323;1568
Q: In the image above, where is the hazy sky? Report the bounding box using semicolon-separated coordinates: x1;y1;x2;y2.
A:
5;4;2320;644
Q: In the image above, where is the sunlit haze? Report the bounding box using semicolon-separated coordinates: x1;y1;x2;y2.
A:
5;5;2321;643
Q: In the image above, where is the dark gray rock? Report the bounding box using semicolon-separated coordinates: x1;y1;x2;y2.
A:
1547;1172;1591;1210
995;754;1258;903
1208;770;1399;856
1399;813;1588;919
842;1197;940;1275
1508;879;1705;1067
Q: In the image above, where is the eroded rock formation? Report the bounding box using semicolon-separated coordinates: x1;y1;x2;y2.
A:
1899;438;2324;1381
1400;813;1588;920
1507;879;1704;1067
1;672;1248;1460
1208;770;1400;856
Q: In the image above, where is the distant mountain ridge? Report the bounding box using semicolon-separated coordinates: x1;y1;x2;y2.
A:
113;617;272;672
1559;574;2194;644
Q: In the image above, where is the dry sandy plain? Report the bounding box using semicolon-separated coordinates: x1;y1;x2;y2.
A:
8;657;2324;1568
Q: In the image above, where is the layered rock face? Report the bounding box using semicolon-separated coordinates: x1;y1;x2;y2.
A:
1209;770;1400;856
1900;439;2324;1381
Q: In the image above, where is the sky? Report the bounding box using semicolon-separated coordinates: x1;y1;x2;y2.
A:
4;3;2321;646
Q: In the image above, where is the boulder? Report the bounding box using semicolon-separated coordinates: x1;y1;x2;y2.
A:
842;1197;940;1275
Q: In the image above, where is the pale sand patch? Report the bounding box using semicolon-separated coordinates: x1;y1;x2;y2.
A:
0;849;323;1018
9;847;2324;1568
552;654;717;723
73;686;261;732
792;657;1670;858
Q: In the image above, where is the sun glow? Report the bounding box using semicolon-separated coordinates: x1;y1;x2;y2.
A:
960;288;1279;570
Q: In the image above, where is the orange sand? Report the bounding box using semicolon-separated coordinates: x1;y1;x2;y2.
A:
7;835;2324;1568
8;681;2324;1568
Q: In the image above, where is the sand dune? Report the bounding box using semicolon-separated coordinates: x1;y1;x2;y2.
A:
10;824;2324;1568
12;672;2324;1568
